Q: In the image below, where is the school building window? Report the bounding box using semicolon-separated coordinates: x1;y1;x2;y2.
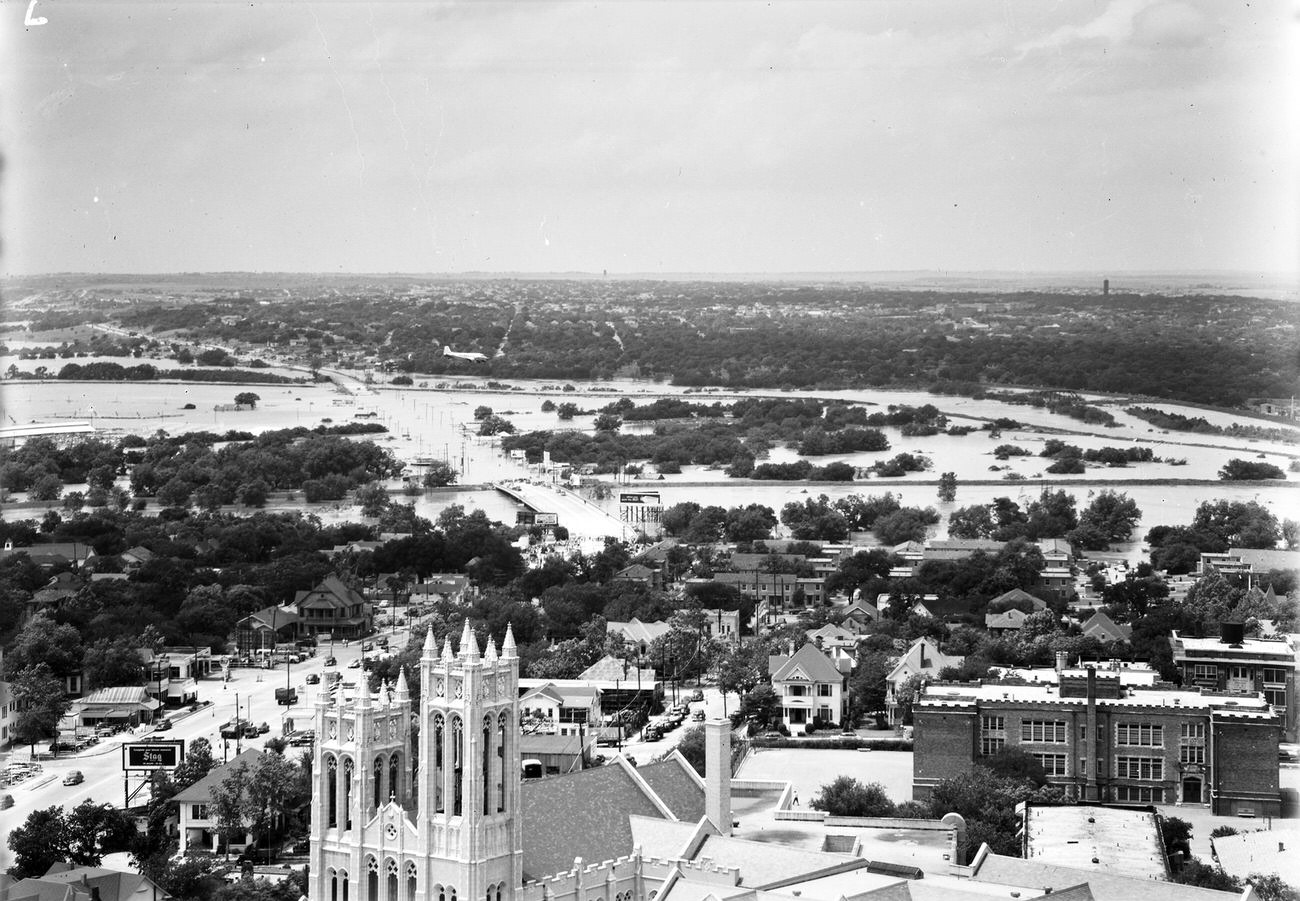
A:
1115;756;1163;781
1020;720;1066;743
1116;723;1163;747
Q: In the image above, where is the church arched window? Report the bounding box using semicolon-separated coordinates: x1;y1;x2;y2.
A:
405;862;417;901
497;712;509;813
330;870;338;901
325;754;338;828
374;756;385;808
450;718;463;816
433;715;445;814
339;870;349;901
386;859;398;901
366;857;378;901
343;757;354;830
389;753;400;804
482;717;493;815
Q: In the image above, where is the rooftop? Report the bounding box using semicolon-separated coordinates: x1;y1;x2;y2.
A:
918;680;1274;715
1211;826;1300;885
1022;805;1168;880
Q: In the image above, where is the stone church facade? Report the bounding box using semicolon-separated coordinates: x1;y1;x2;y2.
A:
309;623;524;901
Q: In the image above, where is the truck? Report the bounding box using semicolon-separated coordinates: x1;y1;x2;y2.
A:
275;687;298;706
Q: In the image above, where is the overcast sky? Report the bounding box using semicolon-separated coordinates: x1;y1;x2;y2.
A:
3;0;1296;276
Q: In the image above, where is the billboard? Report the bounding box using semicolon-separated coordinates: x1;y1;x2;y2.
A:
619;492;661;505
535;512;559;526
122;740;185;771
619;492;663;529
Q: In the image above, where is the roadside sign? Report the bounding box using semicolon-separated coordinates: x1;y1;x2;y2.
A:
122;740;185;771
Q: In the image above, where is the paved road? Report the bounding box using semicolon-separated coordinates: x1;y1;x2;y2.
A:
0;642;370;870
499;480;628;541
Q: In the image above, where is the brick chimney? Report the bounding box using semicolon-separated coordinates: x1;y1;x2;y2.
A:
705;719;732;836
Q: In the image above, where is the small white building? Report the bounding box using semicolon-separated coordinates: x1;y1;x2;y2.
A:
172;748;263;855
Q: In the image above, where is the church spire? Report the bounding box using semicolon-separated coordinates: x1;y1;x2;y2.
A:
502;623;517;659
356;672;371;709
442;636;454;662
460;619;480;660
395;666;410;701
422;626;438;659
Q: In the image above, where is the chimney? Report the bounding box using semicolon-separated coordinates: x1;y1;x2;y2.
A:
705;719;733;836
1220;622;1245;646
1084;667;1098;801
919;641;927;667
1055;651;1068;673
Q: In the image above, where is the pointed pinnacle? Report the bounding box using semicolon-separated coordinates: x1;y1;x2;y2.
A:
460;619;479;659
356;673;371;707
502;623;517;658
442;637;454;662
422;626;438;656
395;667;410;696
485;638;498;662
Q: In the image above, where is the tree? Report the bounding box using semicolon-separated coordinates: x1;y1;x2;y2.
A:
7;807;73;878
977;747;1047;786
1183;567;1243;632
355;482;390;517
156;478;192;508
1160;816;1193;859
210;761;252;857
947;504;994;539
11;665;72;754
848;650;893;727
1220;459;1286;480
5;614;85;678
810;777;897;817
29;473;63;501
1173;859;1241;892
421;461;458;487
234;392;261;408
925;767;1066;858
1247;874;1300;901
473;405;493;420
66;799;137;865
556;402;579;420
937;472;957;503
873;507;940;544
82;636;146;689
1077;490;1141;543
173;737;218;790
736;684;780;728
1192;499;1281;548
592;412;622;432
477;414;516;436
664;726;706;775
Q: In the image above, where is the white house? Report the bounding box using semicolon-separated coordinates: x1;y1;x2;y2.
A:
519;682;601;736
768;643;851;733
885;638;964;725
172;748;263;855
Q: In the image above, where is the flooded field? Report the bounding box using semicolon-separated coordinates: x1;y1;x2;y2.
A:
4;373;1296;554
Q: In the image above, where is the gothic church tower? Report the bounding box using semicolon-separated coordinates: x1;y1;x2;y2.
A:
309;623;523;901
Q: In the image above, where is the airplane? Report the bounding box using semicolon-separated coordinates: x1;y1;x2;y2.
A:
443;345;489;363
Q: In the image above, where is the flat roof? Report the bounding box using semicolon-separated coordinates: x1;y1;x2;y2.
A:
1171;632;1296;662
1024;805;1168;880
918;681;1274;714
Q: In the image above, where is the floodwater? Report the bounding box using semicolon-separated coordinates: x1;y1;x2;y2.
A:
4;373;1297;556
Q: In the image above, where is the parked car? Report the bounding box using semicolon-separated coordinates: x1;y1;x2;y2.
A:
347;659;361;669
691;710;705;722
690;689;704;702
0;794;13;810
258;722;270;734
324;657;337;667
63;771;84;785
643;726;663;742
242;724;260;739
306;673;321;685
155;719;172;731
288;730;316;747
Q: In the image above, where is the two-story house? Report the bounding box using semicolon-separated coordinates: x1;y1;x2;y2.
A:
768;643;851;733
291;574;371;640
885;637;965;725
173;748;264;854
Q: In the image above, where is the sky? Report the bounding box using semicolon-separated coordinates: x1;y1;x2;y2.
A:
3;0;1297;276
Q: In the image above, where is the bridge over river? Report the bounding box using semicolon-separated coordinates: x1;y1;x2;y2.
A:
491;481;627;540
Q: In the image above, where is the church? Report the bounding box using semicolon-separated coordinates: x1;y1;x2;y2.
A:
308;623;738;901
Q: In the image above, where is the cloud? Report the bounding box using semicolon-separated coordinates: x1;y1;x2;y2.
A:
1016;0;1155;56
